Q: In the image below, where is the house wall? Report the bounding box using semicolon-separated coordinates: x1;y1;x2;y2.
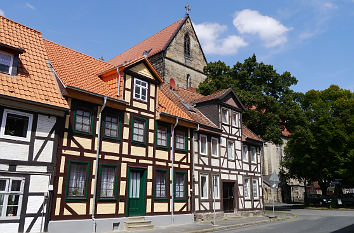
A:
49;65;193;232
0;105;62;233
164;18;207;88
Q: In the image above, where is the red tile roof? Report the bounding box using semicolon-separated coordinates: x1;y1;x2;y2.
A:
242;124;263;142
109;17;186;66
192;88;231;104
44;39;123;99
0;16;68;109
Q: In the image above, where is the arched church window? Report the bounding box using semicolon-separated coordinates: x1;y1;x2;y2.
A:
184;33;190;57
186;74;191;88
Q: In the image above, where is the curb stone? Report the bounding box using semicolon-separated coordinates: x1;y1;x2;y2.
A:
186;214;297;233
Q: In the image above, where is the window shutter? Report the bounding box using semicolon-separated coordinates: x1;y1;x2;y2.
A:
11;55;19;76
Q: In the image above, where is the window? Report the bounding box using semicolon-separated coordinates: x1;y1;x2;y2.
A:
99;165;118;200
227;141;234;159
212;175;220;199
200;135;207;155
200;174;208;199
103;113;120;140
186;74;191;88
0;109;33;142
0;178;24;217
0;51;13;74
133;78;148;102
251;147;257;163
242;145;249;162
175;129;186;152
129;171;140;198
74;108;93;135
132;117;147;145
175;172;186;200
211;137;219;157
155;169;168;200
232;111;238;127
253;179;259;199
221;108;229;124
244;178;250;199
156;123;169;149
66;161;89;200
184;33;190;57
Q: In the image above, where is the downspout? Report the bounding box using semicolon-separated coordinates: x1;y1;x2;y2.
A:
260;146;265;213
192;124;199;216
92;96;107;233
117;66;121;97
171;117;179;224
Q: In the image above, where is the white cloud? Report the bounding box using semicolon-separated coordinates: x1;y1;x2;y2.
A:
0;9;4;16
323;2;337;9
193;22;247;55
26;3;35;10
233;9;291;48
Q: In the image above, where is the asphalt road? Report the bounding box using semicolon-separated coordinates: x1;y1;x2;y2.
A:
216;209;354;233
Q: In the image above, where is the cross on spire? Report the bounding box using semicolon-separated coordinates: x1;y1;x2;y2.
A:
185;4;191;15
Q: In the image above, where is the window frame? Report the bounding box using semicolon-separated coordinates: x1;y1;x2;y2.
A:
184;33;191;57
231;111;238;127
131;116;148;146
0;51;14;75
72;103;95;137
250;146;257;163
102;110;121;142
211;137;219;157
65;160;90;201
244;177;251;200
212;175;220;199
199;134;208;156
174;171;187;202
155;122;170;150
154;168;169;202
98;164;119;201
0;177;24;218
0;109;33;142
133;78;148;102
174;128;188;153
242;145;249;162
252;179;259;199
227;140;235;160
200;174;209;200
221;108;229;124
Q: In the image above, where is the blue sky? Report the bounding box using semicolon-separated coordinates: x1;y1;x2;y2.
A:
1;0;354;93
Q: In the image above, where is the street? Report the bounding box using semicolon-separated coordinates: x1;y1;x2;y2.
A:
216;209;354;233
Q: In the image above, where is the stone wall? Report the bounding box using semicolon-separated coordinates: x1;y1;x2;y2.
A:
149;53;164;78
164;17;207;88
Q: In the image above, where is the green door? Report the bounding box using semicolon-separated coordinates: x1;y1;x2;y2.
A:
127;168;147;216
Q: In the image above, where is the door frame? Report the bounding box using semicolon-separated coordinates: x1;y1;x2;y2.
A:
222;181;236;212
126;167;147;217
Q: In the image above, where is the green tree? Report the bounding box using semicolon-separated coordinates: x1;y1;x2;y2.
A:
283;85;354;192
198;54;302;144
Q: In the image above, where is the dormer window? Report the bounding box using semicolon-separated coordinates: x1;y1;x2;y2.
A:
184;33;190;57
221;108;229;124
133;78;148;102
0;51;13;74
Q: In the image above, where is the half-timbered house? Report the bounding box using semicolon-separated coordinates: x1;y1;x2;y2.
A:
0;16;69;233
44;40;196;232
169;87;264;218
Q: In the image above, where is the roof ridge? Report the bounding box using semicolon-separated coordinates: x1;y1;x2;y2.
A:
108;17;185;63
0;16;41;34
44;39;114;68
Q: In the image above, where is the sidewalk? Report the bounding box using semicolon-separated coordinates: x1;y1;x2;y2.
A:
119;211;296;233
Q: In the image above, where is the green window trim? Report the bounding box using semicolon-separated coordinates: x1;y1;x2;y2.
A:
65;160;90;202
174;127;188;153
155;121;170;151
154;168;169;202
102;110;122;142
98;164;119;201
174;171;187;202
72;101;96;137
131;116;148;146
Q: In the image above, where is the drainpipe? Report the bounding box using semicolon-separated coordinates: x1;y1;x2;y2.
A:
92;96;107;233
116;66;121;97
171;117;179;224
192;124;199;216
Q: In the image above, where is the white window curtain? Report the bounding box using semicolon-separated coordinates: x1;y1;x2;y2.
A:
0;178;24;217
211;137;218;156
244;178;250;199
253;179;259;198
222;108;229;124
175;173;185;198
100;166;115;198
200;135;207;155
251;147;257;163
227;141;234;159
68;163;87;197
200;175;208;199
242;145;249;162
129;172;140;198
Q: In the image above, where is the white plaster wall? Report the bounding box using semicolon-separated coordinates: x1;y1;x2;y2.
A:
26;196;45;213
1;223;20;233
29;175;49;193
24;216;42;233
33;140;54;162
0;142;29;161
35;115;56;138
